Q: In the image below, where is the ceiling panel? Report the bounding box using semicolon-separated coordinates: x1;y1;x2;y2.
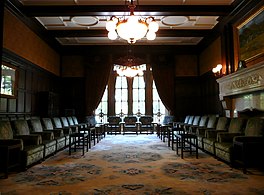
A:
11;0;236;46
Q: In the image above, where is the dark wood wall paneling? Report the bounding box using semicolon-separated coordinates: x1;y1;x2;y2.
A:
1;49;60;117
60;77;86;118
174;77;202;117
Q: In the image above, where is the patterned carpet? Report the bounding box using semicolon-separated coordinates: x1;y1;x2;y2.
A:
1;134;264;195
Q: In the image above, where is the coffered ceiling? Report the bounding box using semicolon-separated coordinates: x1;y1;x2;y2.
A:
7;0;243;47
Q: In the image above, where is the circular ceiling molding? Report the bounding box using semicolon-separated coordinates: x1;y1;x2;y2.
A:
71;16;99;26
161;16;188;26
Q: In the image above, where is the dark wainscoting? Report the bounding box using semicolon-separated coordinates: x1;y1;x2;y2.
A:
174;72;223;119
1;49;60;117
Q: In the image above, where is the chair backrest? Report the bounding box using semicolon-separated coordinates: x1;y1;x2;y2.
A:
52;117;63;128
67;116;75;126
192;116;201;126
187;116;194;125
206;115;218;128
42;118;55;130
162;116;174;125
124;116;137;125
244;117;264;136
139;116;153;124
29;119;44;133
183;115;190;124
0;120;14;139
198;115;208;127
85;116;97;126
60;117;70;127
228;118;247;133
108;116;121;124
215;117;230;130
72;116;79;125
12;120;31;135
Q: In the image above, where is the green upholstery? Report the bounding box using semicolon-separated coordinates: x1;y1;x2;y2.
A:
42;118;67;150
72;116;88;128
139;115;154;134
106;116;121;135
233;118;264;171
189;115;208;134
67;116;80;132
203;117;230;155
28;119;57;158
196;115;218;149
184;116;201;132
61;117;78;133
10;120;44;167
214;118;247;163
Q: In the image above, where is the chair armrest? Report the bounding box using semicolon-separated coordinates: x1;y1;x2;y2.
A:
233;136;264;143
14;134;42;145
196;128;207;136
0;139;23;150
217;132;243;143
205;130;227;139
31;131;54;141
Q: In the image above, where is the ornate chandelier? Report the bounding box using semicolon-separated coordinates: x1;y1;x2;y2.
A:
114;47;146;77
106;0;159;44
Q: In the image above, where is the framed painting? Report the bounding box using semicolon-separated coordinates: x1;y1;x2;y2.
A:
235;6;264;63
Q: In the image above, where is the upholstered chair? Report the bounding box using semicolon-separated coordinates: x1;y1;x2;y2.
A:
28;118;57;158
188;115;208;134
233;118;264;172
72;116;88;129
10;120;44;168
105;116;121;135
196;115;218;149
202;117;230;155
173;115;190;128
183;115;201;132
214;118;247;163
60;117;78;133
139;115;154;134
42;118;67;150
123;116;138;134
67;116;80;131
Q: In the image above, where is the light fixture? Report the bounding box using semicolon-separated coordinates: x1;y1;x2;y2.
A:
106;0;159;44
114;46;146;77
212;64;223;78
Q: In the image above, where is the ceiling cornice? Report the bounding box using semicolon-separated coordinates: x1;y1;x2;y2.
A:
21;5;232;17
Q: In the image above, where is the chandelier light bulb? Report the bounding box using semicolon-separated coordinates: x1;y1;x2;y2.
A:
105;1;159;44
108;31;118;40
146;31;156;40
106;20;117;31
148;21;159;32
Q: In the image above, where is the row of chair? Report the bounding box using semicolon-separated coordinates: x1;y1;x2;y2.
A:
0;116;102;178
167;115;264;172
105;115;155;135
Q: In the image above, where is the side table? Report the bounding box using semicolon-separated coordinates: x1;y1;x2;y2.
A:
0;144;21;178
69;133;89;156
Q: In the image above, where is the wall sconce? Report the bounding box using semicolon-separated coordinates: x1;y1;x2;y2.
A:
212;64;223;78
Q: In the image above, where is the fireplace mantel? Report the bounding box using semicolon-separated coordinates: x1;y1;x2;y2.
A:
217;62;264;100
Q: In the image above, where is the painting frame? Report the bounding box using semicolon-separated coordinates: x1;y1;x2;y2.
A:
234;6;264;66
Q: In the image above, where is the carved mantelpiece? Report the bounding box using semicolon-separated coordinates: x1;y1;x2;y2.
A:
217;62;264;100
217;61;264;117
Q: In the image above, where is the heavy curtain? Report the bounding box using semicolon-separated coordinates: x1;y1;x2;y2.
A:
152;55;175;115
85;55;112;116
